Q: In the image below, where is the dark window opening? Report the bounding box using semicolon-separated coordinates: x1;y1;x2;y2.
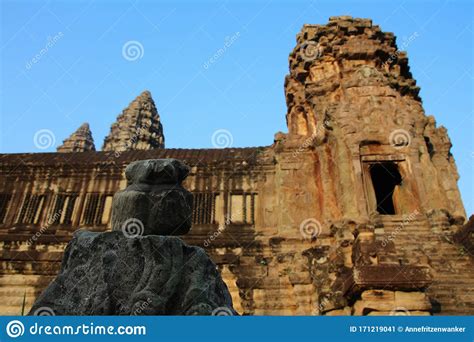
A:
17;194;46;224
0;194;12;224
369;162;402;215
192;192;216;225
83;193;108;226
50;193;78;225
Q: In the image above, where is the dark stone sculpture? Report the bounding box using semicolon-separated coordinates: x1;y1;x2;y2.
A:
28;159;236;316
29;230;235;315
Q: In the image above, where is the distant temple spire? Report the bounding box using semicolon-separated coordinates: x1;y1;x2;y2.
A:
102;90;165;152
57;122;95;153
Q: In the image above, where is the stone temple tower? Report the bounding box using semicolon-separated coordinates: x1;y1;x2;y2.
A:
283;16;465;222
57;122;95;153
102;90;165;151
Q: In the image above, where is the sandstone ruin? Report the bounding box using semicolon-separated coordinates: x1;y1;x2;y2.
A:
0;16;472;315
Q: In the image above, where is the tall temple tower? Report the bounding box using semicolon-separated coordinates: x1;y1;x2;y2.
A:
282;16;465;222
102;90;165;152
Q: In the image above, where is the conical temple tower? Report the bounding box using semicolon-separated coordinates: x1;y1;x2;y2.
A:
57;122;95;153
102;90;165;152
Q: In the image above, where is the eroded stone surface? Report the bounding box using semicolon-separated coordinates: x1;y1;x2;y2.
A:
28;230;236;315
112;159;193;236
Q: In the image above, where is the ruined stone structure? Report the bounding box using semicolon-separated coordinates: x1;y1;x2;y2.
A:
0;16;472;315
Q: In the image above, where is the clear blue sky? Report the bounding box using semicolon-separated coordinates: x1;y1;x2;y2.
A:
1;0;473;215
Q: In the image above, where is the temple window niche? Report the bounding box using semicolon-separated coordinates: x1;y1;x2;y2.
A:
360;144;419;217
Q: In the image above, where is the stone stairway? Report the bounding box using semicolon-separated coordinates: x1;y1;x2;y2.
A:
375;215;474;315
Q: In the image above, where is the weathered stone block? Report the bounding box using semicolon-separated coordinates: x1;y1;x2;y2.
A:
111;159;193;236
394;291;431;311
